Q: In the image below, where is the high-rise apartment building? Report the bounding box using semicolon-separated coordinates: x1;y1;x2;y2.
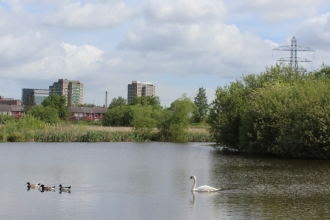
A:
22;88;49;105
49;79;84;106
127;81;156;104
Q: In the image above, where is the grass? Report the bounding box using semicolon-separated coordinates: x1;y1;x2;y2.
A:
0;119;213;143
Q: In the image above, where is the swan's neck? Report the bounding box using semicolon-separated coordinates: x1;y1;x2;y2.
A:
191;177;196;191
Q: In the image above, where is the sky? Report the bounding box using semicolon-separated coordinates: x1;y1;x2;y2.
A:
1;0;330;107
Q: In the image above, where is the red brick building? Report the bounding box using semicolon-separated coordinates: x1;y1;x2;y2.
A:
68;106;107;121
0;96;21;105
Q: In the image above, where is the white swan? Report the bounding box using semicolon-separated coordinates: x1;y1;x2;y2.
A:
190;175;221;192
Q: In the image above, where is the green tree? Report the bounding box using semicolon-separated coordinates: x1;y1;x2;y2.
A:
103;96;163;128
193;87;208;123
240;79;330;159
158;94;197;142
78;103;102;107
109;96;127;109
102;105;132;126
28;106;60;124
208;81;245;149
0;115;15;125
208;64;330;159
42;94;70;120
208;64;308;150
314;64;330;78
130;96;161;108
23;96;35;113
130;105;160;139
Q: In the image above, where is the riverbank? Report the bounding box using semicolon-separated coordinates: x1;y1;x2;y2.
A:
0;124;214;142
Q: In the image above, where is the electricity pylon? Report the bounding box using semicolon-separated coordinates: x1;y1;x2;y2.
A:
273;36;315;70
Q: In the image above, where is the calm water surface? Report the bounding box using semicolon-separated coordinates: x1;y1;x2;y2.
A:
0;142;330;219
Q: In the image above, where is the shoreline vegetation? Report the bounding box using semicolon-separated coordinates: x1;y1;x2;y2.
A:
208;64;330;159
0;122;214;143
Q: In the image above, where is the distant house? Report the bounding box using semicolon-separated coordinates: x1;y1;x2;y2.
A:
0;105;24;119
0;96;21;105
68;106;107;121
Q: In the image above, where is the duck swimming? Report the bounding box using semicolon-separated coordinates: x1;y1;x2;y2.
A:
27;182;40;189
39;184;55;191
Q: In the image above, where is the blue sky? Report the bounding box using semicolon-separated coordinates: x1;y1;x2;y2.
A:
0;0;330;107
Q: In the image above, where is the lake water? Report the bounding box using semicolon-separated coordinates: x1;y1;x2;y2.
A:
0;142;330;220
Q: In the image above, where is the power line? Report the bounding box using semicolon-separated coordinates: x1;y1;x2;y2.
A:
273;36;315;70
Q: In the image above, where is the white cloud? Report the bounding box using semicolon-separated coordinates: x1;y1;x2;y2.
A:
296;13;330;47
42;1;133;29
11;43;105;80
0;31;60;67
118;22;275;77
142;0;227;23
236;0;325;22
294;13;330;67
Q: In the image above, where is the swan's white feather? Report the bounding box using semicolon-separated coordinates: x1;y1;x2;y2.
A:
194;185;221;192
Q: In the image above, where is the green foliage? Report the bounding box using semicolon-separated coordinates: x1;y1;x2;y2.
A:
28;106;60;124
130;104;160;139
208;81;246;149
314;64;330;78
70;120;102;126
102;105;132;126
23;96;35;112
109;96;127;109
16;115;46;130
209;63;330;159
187;132;214;142
0;131;7;142
240;80;330;159
42;94;70;120
0;115;15;124
158;94;198;142
78;103;102;107
130;96;161;108
193;87;208;123
33;130;146;142
1;115;46;141
104;96;162;128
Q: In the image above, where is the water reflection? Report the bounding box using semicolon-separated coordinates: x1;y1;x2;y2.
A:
190;191;196;206
59;189;71;194
190;190;221;207
39;188;55;193
209;149;330;219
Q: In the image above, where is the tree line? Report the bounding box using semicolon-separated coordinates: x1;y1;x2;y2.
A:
3;63;330;158
208;64;330;159
18;88;210;143
102;92;209;142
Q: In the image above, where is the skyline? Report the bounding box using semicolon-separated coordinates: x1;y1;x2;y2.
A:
1;0;330;107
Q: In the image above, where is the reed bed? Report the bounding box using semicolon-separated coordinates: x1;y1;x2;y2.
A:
187;132;215;142
1;118;213;142
33;130;145;142
1;129;214;143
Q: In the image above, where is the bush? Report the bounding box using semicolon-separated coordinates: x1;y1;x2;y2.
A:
209;64;330;159
240;80;330;159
